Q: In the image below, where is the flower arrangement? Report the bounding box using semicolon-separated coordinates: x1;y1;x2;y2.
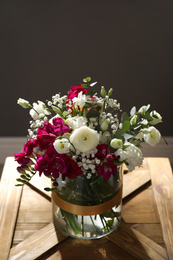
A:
15;77;163;238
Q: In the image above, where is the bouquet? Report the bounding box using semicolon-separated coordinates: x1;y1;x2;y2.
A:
15;77;163;238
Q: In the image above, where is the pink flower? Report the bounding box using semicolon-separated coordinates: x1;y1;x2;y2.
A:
36;129;56;150
52;117;70;135
67;84;87;101
106;153;116;162
23;139;37;156
98;162;117;180
61;155;83;180
96;144;109;159
14;151;32;165
48;157;67;179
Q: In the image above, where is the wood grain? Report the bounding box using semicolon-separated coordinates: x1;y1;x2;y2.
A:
0;157;23;260
148;157;173;260
107;221;168;260
123;158;151;199
9;222;68;260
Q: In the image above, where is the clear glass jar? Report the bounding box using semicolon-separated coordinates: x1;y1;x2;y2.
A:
52;166;123;239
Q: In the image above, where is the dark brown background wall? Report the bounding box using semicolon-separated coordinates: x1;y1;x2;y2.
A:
0;0;173;136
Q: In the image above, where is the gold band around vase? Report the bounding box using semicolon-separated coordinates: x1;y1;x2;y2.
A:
52;186;122;216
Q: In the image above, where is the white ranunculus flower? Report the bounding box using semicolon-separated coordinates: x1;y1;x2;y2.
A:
110;138;123;149
72;91;87;108
115;142;143;172
149;111;162;125
66;116;87;130
143;126;161;146
29;101;50;120
53;138;71;154
70;126;99;153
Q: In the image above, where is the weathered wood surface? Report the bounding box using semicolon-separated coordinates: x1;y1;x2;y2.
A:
0;157;23;260
9;222;67;260
107;221;168;260
148;157;173;260
0;157;172;259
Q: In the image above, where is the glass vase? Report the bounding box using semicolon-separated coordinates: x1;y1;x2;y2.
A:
52;166;123;239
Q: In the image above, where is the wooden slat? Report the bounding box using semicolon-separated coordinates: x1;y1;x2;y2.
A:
122;186;160;223
0;157;23;260
148;157;173;260
107;221;168;260
29;173;51;198
9;222;68;260
123;158;151;198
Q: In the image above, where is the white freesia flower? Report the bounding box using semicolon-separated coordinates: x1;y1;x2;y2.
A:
30;101;50;120
66;116;87;130
135;131;144;141
110;138;123;149
115;142;143;172
143;126;161;146
72;91;87;108
149;111;162;125
53;138;71;154
70;126;99;153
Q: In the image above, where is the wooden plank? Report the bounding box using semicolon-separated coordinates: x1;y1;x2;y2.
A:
9;222;68;260
123;158;151;198
107;221;168;260
148;157;173;260
29;173;51;198
122;186;160;223
0;157;23;260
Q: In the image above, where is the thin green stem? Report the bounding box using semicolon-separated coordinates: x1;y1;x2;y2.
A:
90;216;97;232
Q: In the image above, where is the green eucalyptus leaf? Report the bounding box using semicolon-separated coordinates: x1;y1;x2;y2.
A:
122;120;130;132
121;112;129;123
114;129;123;139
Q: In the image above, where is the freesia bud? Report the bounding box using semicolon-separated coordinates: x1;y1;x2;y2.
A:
110;138;123;149
130;115;138;125
108;88;113;97
17;98;31;109
100;119;109;131
101;86;107;98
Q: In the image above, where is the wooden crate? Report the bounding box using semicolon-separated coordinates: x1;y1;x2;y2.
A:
0;157;173;260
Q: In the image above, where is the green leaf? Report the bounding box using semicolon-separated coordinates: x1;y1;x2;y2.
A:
121;112;129;123
16;178;27;184
122;120;130;132
114;129;123;139
145;113;153;121
81;84;88;88
130;106;136;117
86;109;100;119
83;77;91;82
